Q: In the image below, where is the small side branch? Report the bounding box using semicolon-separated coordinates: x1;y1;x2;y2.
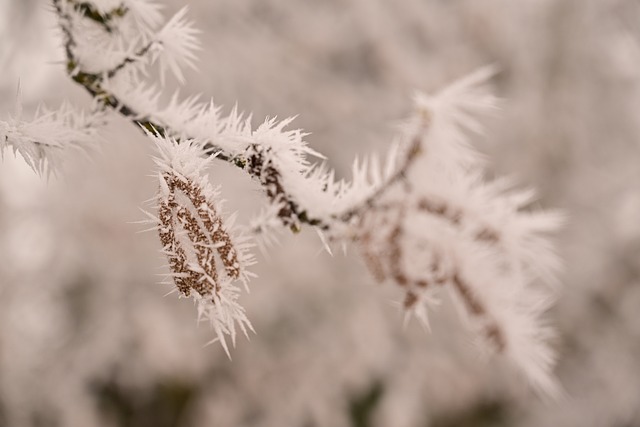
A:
338;111;430;224
106;41;154;79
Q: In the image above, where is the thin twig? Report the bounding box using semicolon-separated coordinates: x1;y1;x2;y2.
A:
338;112;430;223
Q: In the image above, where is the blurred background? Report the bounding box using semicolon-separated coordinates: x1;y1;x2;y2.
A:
2;0;640;426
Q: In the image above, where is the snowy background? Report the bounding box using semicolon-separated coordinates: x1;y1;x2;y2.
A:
2;0;640;426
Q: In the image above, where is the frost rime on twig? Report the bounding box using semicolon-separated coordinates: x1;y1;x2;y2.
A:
0;87;101;175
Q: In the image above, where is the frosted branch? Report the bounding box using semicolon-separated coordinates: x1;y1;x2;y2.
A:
45;0;564;393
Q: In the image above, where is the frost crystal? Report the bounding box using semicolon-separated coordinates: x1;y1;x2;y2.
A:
153;6;200;84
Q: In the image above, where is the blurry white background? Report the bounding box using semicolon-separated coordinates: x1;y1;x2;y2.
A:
2;1;640;426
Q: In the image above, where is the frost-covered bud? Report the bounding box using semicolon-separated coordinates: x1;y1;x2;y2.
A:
147;132;256;355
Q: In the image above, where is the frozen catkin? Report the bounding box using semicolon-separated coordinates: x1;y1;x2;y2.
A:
148;134;256;355
0;0;563;395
